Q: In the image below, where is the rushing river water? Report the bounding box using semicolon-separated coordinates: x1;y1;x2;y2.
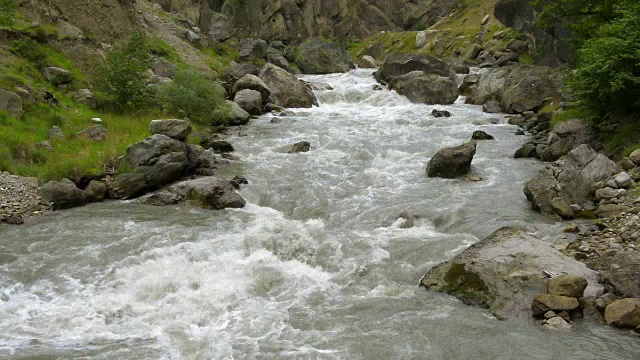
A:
1;69;639;359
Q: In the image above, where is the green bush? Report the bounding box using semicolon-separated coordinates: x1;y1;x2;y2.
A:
0;0;16;27
96;33;155;112
159;70;231;126
10;39;48;69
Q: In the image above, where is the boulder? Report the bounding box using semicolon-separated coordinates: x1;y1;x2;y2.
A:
259;64;318;108
421;227;602;319
288;141;311;153
266;47;290;70
547;275;588;298
604;298;640;328
85;180;107;202
629;149;640;165
544;316;572;332
358;55;378;69
152;58;178;79
74;89;97;108
550;197;575;219
466;65;565;114
186;144;219;172
48;126;64;140
389;71;458;105
531;294;581;316
0;89;23;119
614;172;633;188
78;125;107;142
432;109;451;118
231;74;271;104
227;101;251;126
524;145;621;216
466;43;483;60
426;141;476;178
209;140;234;153
238;38;268;61
458;74;479;95
150;120;192;140
144;176;246;210
482;101;501;114
514;143;537;158
39;179;87;210
234;89;263;115
471;131;494;140
374;53;455;83
44;67;73;86
306;82;333;91
295;38;355;74
595;204;632;218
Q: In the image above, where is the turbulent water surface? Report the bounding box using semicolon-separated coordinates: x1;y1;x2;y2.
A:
1;70;639;359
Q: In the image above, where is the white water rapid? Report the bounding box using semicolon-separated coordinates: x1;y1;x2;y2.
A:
1;69;639;359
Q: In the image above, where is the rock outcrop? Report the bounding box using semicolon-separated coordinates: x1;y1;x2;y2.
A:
389;71;458;105
426;141;477;178
295;38;354;74
374;53;455;84
259;64;317;108
421;227;602;320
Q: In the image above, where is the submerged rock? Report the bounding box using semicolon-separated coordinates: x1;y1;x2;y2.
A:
426;141;477;178
288;141;311;153
420;227;602;320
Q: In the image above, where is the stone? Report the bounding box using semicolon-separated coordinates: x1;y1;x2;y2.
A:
266;47;290;70
288;141;311;153
77;125;107;142
595;293;617;312
551;197;575;219
619;157;636;171
389;71;458;105
227;101;251;126
563;224;579;233
467;43;483;60
544;316;572;332
259;64;318;108
374;53;455;84
234;89;263;115
152;58;178;79
595;187;621;201
432;109;451;118
427;141;477;178
163;176;245;210
209;140;234;153
306;82;333;91
238;38;268;61
471;131;494;140
185;30;201;43
48;126;64;140
231;74;271;104
596;204;632;218
150;120;192;140
547;275;588;298
230;176;249;190
39;179;87;210
358;55;378;69
295;38;354;74
604;298;640;328
421;227;602;320
35;141;54;152
0;89;23;119
614;172;633;188
629;149;640;165
544;311;556;319
514;143;536;158
85;180;107;202
482;101;502;113
532;294;581;316
44;67;73;86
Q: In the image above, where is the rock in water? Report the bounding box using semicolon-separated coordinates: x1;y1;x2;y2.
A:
482;101;501;113
604;298;640;328
295;38;355;74
165;176;246;209
231;74;271;104
259;64;317;108
547;275;588;298
389;71;458;105
374;53;455;83
426;141;477;178
420;227;602;320
471;131;495;140
358;55;377;69
234;89;263;115
531;294;580;316
288;141;311;153
227;101;251;126
150;120;192;141
432;109;451;118
39;179;87;210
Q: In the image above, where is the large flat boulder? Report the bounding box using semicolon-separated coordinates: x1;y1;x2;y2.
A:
150;119;192;141
420;227;602;320
295;38;355;74
374;53;455;83
139;176;246;210
389;71;458;105
524;145;621;216
259;64;318;108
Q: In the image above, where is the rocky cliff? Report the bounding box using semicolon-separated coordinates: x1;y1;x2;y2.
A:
154;0;458;40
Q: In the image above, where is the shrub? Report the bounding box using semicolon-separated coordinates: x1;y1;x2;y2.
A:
96;33;155;112
159;70;231;126
10;39;48;69
0;0;16;27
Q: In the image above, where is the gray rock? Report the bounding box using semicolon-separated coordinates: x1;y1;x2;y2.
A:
389;71;458;105
85;180;107;202
259;64;318;108
415;31;427;48
543;316;572;332
547;275;588;298
266;47;290;70
539;136;577;162
532;294;580;316
234;89;263;115
306;82;333;91
421;227;602;319
595;187;620;201
0;89;23;119
74;89;97;108
185;30;201;43
358;55;378;69
164;176;246;209
238;38;268;61
466;43;483;60
150;119;192;140
614;172;633;188
152;58;178;79
35;141;54;152
374;53;455;83
231;74;271;104
629;149;640;165
596;204;632;218
295;38;355;74
551;197;575;219
432;109;451;118
78;125;107;142
48;126;64;140
186;144;218;171
227;101;251;126
39;179;87;210
44;67;73;86
482;101;501;113
209;140;234;153
288;141;311;153
524;145;621;216
619;157;636;171
514;143;536;158
604;298;640;328
426;141;477;178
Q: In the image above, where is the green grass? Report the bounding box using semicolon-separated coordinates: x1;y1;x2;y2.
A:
550;106;595;128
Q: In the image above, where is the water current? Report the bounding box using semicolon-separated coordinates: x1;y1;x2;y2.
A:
1;69;639;359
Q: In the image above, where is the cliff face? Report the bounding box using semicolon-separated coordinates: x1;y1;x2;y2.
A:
155;0;458;40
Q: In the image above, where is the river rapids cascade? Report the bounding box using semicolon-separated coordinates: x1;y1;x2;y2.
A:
1;70;639;359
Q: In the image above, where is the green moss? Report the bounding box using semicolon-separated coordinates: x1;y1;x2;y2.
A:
576;210;597;219
443;263;493;308
623;145;640;157
147;35;181;64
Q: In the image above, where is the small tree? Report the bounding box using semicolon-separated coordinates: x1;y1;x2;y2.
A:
159;70;231;126
96;33;154;112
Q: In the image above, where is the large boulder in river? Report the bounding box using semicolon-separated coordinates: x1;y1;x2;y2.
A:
374;53;455;83
524;145;621;216
231;74;271;104
295;38;355;74
427;141;477;178
227;101;251;126
466;65;565;114
259;64;318;108
389;71;458;105
39;179;87;210
139;176;246;210
604;298;640;328
234;89;263;115
150;119;192;140
420;226;602;320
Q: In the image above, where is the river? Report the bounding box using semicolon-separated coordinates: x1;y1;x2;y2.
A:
1;69;638;359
